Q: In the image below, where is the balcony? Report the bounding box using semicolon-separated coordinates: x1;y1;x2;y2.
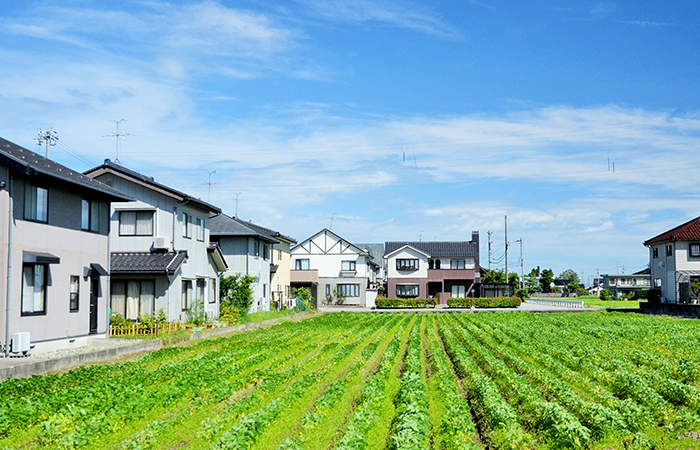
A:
427;268;475;281
291;269;319;284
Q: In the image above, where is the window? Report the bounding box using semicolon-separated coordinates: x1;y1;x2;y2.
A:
341;260;356;271
196;279;205;303
182;280;192;310
326;284;331;297
396;259;419;270
451;285;466;298
691;244;700;257
110;280;155;320
22;264;47;315
263;284;268;297
197;217;205;241
654;278;662;288
263;243;269;261
450;260;466;269
667;245;673;257
295;259;310;270
609;278;617;285
337;284;360;297
182;213;191;238
396;284;419;298
253;240;260;257
278;249;282;260
653;248;659;258
81;199;100;232
119;211;154;236
24;183;48;222
70;276;80;312
210;278;217;304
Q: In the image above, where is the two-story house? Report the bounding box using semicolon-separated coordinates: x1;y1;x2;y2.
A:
209;213;282;313
602;269;651;299
644;216;700;303
384;232;480;305
290;229;380;307
85;160;227;322
0;138;131;354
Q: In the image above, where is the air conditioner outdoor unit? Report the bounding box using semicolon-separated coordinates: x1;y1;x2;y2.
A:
154;236;169;250
11;332;30;355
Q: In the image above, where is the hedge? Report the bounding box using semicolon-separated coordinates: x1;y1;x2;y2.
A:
375;297;437;309
446;296;522;309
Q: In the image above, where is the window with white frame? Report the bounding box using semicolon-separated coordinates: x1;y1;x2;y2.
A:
396;284;419;298
396;259;419;270
451;285;466;298
196;279;205;303
450;260;466;269
70;276;80;312
81;199;100;232
182;280;192;310
22;264;47;315
337;283;360;297
182;213;191;238
654;278;662;288
263;243;269;260
24;182;48;223
691;244;700;257
295;259;310;270
197;217;205;241
110;280;155;320
119;211;154;236
253;240;260;257
341;260;356;271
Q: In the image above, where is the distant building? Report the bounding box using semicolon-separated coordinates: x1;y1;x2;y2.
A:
602;269;651;299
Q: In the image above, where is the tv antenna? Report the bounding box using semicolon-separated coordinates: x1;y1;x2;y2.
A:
330;212;337;230
35;129;58;159
234;192;242;218
202;170;217;202
418;230;424;241
103;119;132;163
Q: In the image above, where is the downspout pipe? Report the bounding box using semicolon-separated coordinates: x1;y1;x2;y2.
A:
4;176;12;357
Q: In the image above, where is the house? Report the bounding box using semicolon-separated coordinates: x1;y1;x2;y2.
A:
355;243;386;294
209;214;292;312
384;232;480;305
85;160;227;323
290;229;380;307
0;138;131;354
644;216;700;303
602;269;651;299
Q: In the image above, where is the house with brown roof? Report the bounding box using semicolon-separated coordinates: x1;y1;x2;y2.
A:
384;232;480;305
644;216;700;303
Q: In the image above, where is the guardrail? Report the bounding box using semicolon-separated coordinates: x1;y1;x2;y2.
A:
525;298;584;309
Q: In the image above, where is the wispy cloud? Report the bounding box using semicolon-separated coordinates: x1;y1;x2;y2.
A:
617;20;679;27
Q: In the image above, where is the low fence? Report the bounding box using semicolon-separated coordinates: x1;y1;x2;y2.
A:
525;298;584;309
109;321;183;338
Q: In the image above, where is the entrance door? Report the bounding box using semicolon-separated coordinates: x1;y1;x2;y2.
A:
90;277;99;334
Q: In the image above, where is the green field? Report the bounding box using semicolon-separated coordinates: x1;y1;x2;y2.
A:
1;311;700;449
577;295;641;308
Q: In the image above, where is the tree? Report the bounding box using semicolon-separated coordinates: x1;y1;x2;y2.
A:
508;272;520;287
539;268;554;293
524;268;539;294
220;274;255;315
559;269;580;285
483;269;506;283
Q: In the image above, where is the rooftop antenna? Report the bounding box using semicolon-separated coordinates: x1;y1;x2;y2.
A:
330;212;337;230
36;129;58;159
607;149;610;171
103;119;132;163
202;170;217;202
418;230;424;242
234;192;242;218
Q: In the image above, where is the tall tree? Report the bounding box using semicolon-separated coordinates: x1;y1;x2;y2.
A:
483;269;506;283
558;269;580;285
539;268;554;293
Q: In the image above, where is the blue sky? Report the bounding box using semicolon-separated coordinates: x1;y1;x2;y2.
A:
2;0;700;283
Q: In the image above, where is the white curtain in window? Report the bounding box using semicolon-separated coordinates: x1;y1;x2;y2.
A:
33;265;44;311
36;188;48;222
120;212;136;235
81;199;90;229
451;285;466;298
126;281;140;320
136;211;153;235
22;266;34;313
111;282;126;316
140;281;155;315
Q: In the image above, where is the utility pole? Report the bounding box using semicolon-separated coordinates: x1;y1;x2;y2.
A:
504;215;508;286
36;129;58;159
487;230;492;271
103;119;131;163
203;170;216;202
516;238;524;289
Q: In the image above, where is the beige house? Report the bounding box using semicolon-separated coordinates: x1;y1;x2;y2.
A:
0;138;131;354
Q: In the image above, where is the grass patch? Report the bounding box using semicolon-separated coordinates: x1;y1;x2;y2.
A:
577;296;640;308
241;310;296;324
159;329;191;346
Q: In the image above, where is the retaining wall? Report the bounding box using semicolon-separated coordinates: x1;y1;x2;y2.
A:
639;302;700;318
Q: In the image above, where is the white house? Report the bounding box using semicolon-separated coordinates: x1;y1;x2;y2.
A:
290;229;380;307
644;216;700;304
209;213;281;313
85;160;227;322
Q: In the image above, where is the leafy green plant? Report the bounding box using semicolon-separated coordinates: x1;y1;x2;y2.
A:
375;297;437;308
185;299;208;327
600;289;612;301
220;274;255;316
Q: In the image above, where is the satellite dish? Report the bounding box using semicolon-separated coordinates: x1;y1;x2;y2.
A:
658;261;664;268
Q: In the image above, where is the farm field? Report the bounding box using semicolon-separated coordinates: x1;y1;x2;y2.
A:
1;312;700;449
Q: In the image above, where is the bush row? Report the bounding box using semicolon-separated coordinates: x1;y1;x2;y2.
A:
375;297;437;309
446;296;522;309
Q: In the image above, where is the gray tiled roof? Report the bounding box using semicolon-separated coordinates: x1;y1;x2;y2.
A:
111;251;188;275
385;241;478;258
210;214;280;243
0;137;132;201
239;219;296;244
356;243;384;262
85;159;220;213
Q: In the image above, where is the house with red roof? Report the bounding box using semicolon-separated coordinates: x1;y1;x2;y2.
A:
644;216;700;303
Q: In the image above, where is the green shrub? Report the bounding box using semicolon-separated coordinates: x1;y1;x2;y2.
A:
474;296;522;308
515;288;530;300
375;297;437;308
632;289;648;300
446;297;474;308
219;304;242;324
574;287;589;297
600;289;612;301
